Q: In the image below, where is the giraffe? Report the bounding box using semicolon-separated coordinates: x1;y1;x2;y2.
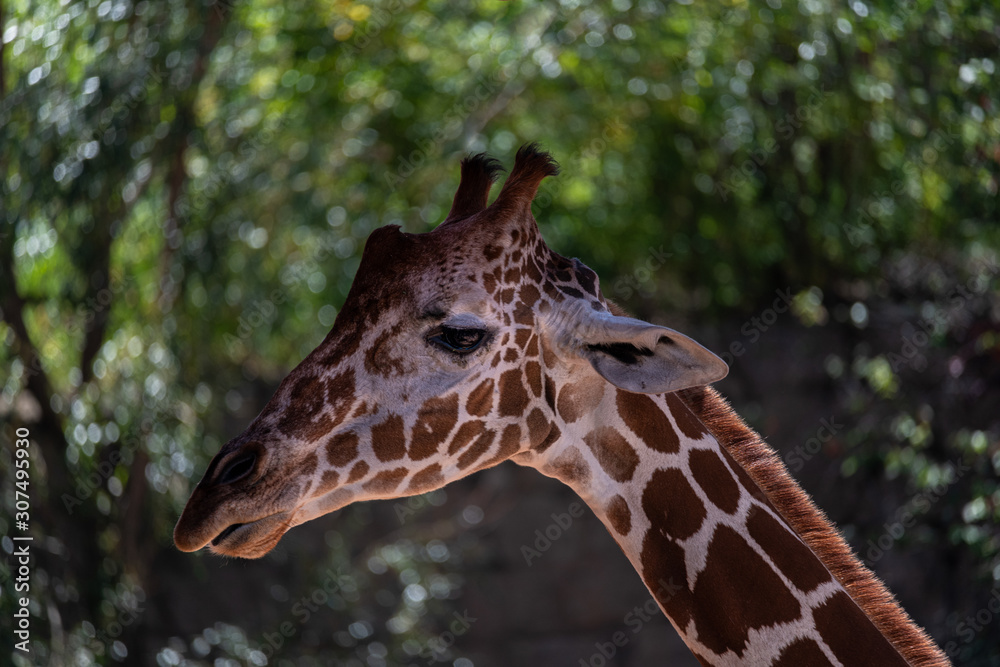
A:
174;145;950;666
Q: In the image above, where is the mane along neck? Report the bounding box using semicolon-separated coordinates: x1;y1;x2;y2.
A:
532;381;949;666
676;385;950;666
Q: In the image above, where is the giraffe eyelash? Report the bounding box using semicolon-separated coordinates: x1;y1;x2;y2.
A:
426;325;490;355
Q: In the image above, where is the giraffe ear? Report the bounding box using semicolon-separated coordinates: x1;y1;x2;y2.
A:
575;312;728;394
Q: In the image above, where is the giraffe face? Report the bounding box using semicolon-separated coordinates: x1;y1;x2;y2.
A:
173;146;727;558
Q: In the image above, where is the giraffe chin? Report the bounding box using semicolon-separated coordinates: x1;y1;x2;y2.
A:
206;511;293;559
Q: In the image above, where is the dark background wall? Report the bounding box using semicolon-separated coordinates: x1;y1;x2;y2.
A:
1;0;998;665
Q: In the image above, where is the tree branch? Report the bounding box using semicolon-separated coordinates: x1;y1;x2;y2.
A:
157;1;230;312
0;235;71;495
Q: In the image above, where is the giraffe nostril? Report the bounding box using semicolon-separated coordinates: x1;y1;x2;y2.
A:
216;452;257;486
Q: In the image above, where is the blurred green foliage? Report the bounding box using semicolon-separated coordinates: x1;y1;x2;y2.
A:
0;0;998;664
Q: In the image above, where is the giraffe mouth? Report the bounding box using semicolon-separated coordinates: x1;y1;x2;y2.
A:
211;523;245;546
203;511;294;558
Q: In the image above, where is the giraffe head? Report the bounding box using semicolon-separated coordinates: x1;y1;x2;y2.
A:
173;145;728;558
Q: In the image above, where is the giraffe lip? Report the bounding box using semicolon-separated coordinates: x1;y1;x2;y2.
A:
203;511;294;558
211;523;245;546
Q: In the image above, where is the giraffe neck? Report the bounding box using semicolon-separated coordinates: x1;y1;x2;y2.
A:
522;381;935;666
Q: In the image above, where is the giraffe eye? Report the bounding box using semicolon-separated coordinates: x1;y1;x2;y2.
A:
216;452;257;486
428;326;487;355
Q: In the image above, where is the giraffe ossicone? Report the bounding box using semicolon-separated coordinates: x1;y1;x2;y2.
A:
174;145;950;667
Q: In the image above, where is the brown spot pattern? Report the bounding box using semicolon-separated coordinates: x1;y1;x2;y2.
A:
525;408;550;447
557;379;604;423
814;592;910;666
362;467;408;494
498;368;530;417
583;426;639;482
364;327;406;378
481;423;521;468
277;374;333;440
639;529;695;630
457;428;497;470
519;284;540;306
371;413;407;462
692;525;801;656
666;393;707;439
325;431;359;467
467;379;494;417
514;329;531;348
411;395;459;460
324;367;356;421
299;453;318;478
319;325;362;369
606;495;632;536
448;420;485;455
526;334;539;357
483;272;496;294
642;468;705;541
719;443;771;505
407;463;444;493
535;423;561;453
525;361;542;397
546;446;591;485
346;460;369;483
316;469;340;495
574;263;598;294
616;391;680;453
689;449;740;514
352;401;374;418
746;506;831;593
513;302;534;325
